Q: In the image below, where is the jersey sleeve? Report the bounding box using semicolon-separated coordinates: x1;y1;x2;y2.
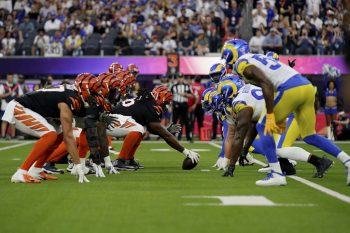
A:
145;103;162;124
233;58;253;78
232;99;251;115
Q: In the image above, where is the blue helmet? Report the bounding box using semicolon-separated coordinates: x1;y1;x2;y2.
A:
201;87;215;112
217;79;239;104
221;39;250;69
209;63;226;83
210;92;225;113
266;51;279;61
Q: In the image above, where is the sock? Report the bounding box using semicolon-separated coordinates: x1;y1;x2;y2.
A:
20;132;58;171
35;133;63;168
269;162;282;174
337;151;350;166
276;147;310;162
308;155;321;167
303;134;341;158
128;133;144;159
78;130;89;159
46;141;68;163
327;126;331;139
256;123;278;163
118;132;143;160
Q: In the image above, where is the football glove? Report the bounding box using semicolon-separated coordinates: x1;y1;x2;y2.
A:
92;163;106;178
104;156;120;174
212;157;223;168
167;123;182;134
71;164;90;183
221;157;230;171
222;164;235;177
239;150;249;167
182;148;200;163
264;113;281;135
99;112;119;130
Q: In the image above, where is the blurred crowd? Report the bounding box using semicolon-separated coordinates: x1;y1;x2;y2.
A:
249;0;346;55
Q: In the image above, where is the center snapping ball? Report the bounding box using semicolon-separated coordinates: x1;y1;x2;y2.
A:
182;157;198;170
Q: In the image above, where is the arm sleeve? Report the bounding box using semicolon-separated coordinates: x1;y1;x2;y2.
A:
233;58;253;78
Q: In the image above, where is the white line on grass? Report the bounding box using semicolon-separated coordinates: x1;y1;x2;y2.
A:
208;142;350;204
0;141;33;151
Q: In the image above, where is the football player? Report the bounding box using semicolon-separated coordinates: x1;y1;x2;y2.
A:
221;39;350;186
110;86;200;169
2;73;103;183
109;62;123;73
127;63;139;78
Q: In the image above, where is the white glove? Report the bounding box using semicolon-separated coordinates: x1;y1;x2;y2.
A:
92;163;106;178
104;156;120;174
221;157;230;171
212;157;223;168
182;148;200;163
72;164;90;183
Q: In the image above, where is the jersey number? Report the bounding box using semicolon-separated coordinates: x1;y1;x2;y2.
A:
121;99;135;107
252;54;281;70
251;89;264;100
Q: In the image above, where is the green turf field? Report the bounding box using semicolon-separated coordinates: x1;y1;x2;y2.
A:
0;140;350;233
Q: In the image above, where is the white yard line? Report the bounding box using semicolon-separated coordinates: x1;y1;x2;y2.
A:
208;142;350;204
0;141;33;151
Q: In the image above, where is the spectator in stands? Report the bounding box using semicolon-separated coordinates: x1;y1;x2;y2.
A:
47;30;64;56
265;1;275;28
306;0;321;17
293;14;305;30
223;27;239;41
249;29;265;53
223;0;242;30
151;24;165;41
65;28;82;56
19;15;35;39
40;0;57;21
93;18;106;38
32;28;49;56
296;29;314;55
188;14;202;35
278;0;292;19
293;0;306;15
17;75;29;94
162;32;177;55
0;26;5;48
194;30;209;55
310;12;323;31
28;2;40;21
44;12;62;32
81;17;94;37
145;35;162;56
179;27;194;55
1;31;16;56
69;0;81;15
114;31;131;55
0;73;23;140
262;28;282;53
316;28;331;55
252;2;267;35
325;10;338;27
332;26;344;55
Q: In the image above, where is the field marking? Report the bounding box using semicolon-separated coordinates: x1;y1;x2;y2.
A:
12;158;21;161
208;142;350;204
150;148;210;152
182;195;315;207
200;169;211;172
0;141;33;151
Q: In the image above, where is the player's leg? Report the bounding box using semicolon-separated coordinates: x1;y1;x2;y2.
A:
213;120;227;169
4;102;58;183
295;85;350;184
43;140;68;174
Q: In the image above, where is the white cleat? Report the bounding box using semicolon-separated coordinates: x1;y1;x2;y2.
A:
11;170;40;183
256;171;287;186
258;166;271;173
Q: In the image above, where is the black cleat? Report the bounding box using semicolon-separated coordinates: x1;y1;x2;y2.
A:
129;159;144;169
112;159;138;171
43;162;64;174
313;156;334;178
279;158;296;176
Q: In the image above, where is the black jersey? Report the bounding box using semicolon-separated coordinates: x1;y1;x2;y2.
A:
113;97;162;126
16;85;86;118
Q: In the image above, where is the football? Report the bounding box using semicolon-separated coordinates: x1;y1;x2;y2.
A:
182;157;198;170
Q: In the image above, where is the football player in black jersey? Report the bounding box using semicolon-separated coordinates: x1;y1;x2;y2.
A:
3;73;102;183
109;86;200;168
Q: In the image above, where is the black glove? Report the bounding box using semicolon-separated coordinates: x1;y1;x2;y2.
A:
288;59;296;68
99;112;119;130
239;148;249;167
222;164;235;177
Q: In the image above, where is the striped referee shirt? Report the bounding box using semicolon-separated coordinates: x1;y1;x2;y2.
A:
171;83;192;103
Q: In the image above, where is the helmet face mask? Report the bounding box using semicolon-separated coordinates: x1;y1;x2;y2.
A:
209;63;226;83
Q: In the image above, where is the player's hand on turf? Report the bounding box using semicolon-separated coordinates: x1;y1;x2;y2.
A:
167;123;182;134
73;164;90;183
92;163;106;178
100;112;119;130
220;157;230;171
212;157;223;168
106;164;119;174
239;152;249;167
222;164;235;177
264;113;280;135
183;149;200;163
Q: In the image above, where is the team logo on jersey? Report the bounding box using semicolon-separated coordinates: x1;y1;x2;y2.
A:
69;97;82;111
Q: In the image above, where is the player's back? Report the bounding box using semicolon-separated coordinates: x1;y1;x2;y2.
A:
232;84;264;122
234;53;305;90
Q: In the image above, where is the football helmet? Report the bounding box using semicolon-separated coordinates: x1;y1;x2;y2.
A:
127;63;139;78
210;92;225;113
151;85;173;107
209;63;226;83
217;79;239;104
74;73;99;101
221;39;250;69
201;87;215;113
109;62;123;73
97;72;121;97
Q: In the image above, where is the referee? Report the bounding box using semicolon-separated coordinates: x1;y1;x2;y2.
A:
170;73;193;141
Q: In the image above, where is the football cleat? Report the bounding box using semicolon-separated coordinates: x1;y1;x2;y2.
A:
112;159;138;171
11;170;41;183
129;159;144;169
278;158;296;176
313;156;334;178
66;160;74;172
256;171;287;186
43;162;64;174
258;166;271;173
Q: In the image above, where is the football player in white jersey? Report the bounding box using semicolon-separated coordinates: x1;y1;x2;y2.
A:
221;39;350;186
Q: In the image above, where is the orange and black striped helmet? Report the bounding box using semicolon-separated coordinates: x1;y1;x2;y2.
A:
151;85;173;107
108;62;123;73
115;70;135;95
97;72;121;97
74;73;100;101
127;63;139;77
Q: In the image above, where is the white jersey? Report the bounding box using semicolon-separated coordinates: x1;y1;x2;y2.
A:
233;53;299;90
231;84;264;122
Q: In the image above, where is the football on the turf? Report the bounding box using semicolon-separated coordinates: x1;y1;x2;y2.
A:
182;157;198;170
